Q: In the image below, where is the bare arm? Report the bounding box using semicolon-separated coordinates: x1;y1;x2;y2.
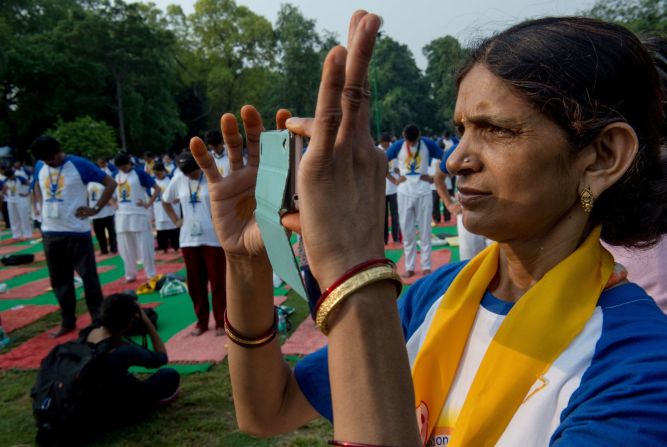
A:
435;167;461;216
96;175;117;209
162;202;182;227
33;182;42;215
140;307;166;355
190;108;320;437
226;253;320;436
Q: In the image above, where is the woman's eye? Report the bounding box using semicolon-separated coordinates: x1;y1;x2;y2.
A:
485;125;515;137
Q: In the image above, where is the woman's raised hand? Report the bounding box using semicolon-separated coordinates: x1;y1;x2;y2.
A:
190;107;291;256
287;11;386;289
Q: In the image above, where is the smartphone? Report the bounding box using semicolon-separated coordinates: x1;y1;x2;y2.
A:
283;133;303;213
255;130;309;300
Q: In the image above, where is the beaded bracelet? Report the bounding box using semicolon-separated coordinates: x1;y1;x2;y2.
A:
315;264;402;334
329;441;393;446
313;258;396;318
223;309;277;348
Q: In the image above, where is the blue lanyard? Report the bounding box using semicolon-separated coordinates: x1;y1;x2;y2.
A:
188;173;203;211
47;164;64;199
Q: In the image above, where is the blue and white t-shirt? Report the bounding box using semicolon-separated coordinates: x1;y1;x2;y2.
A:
114;168;155;232
34;156;107;234
162;173;220;248
295;262;667;446
87;182;114;219
153;176;179;231
386;137;443;197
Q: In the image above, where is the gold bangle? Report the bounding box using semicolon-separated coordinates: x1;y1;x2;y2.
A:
315;265;402;334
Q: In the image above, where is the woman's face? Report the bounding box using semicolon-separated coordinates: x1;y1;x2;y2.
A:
448;64;584;243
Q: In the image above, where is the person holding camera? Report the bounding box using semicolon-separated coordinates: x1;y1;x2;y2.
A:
188;10;667;447
84;294;180;418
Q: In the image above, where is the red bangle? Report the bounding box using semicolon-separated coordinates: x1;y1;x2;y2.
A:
314;258;396;316
223;309;277;348
329;441;393;447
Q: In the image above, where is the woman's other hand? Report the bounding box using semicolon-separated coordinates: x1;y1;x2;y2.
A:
190;108;291;256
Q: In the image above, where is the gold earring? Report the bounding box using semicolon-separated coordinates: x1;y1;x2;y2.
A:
580;186;594;213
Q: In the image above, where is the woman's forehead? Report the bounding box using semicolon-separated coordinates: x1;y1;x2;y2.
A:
454;65;535;125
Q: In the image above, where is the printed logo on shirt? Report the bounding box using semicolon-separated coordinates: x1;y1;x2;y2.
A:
90;186;99;202
43;175;65;202
404;142;422;174
118;182;132;203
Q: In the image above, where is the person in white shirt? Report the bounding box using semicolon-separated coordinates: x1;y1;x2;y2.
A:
87;180;117;255
31;136;116;337
113;153;160;283
379;132;401;244
152;162;180;253
3;168;32;240
161;153;177;177
205;130;230;177
386;124;444;277
162;150;226;337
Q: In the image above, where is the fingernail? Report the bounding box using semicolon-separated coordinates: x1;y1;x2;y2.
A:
334;49;345;66
366;14;380;32
286;117;300;125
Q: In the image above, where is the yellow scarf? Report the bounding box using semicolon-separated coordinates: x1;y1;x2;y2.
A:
411;227;613;446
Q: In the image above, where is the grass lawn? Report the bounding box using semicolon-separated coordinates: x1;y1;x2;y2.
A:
0;301;332;446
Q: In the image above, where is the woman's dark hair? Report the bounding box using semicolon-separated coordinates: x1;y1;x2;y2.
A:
153;161;166;172
458;17;667;248
30;136;61;161
176;150;199;174
114;152;132;167
100;293;140;335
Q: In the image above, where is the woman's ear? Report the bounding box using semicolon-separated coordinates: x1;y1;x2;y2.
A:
578;122;638;198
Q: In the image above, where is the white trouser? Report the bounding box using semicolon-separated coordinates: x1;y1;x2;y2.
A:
8;200;32;239
398;192;433;272
457;214;488;260
117;230;157;280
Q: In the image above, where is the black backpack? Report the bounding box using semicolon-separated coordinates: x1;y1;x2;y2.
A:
31;326;116;446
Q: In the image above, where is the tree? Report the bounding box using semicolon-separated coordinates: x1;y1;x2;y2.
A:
50;116;118;159
60;0;185;153
370;35;436;137
0;0;185;156
586;0;667;32
182;0;275;131
266;4;338;118
423;36;467;131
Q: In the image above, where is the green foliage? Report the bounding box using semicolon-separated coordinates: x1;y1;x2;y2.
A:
423;36;468;130
0;0;468;152
0;0;184;155
586;0;667;32
371;35;437;137
50;116;118;159
265;4;338;119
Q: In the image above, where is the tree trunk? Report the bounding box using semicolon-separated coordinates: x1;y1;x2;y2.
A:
113;71;128;152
